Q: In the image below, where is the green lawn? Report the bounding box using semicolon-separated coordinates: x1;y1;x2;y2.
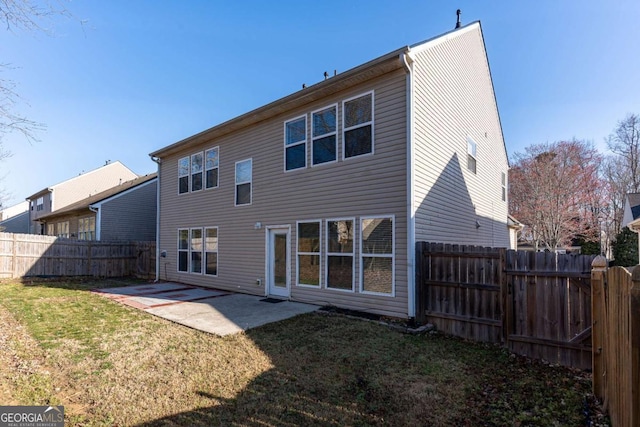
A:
0;279;607;426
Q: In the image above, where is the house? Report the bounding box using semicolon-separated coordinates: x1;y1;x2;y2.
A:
36;173;157;241
622;192;640;255
149;21;510;319
507;215;524;250
0;201;30;233
26;161;139;235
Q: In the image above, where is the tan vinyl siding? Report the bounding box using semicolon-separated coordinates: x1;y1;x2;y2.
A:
99;180;157;241
158;69;409;318
412;24;509;247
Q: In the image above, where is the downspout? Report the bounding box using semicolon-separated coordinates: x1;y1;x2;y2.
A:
151;156;161;282
402;50;417;320
88;205;101;240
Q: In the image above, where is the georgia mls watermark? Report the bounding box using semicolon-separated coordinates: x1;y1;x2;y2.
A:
0;406;64;427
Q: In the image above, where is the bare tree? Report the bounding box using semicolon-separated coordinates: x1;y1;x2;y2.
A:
0;0;73;205
509;140;605;251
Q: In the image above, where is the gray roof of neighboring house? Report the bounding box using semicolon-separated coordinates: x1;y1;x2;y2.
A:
38;173;157;220
629;193;640;221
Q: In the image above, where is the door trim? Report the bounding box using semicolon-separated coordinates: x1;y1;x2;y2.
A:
265;225;291;298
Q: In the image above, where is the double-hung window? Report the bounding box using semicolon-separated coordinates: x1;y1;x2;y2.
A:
56;221;69;238
467;137;477;174
343;92;373;158
285;116;307;171
297;221;320;286
178;229;189;272
235;159;252;206
312;105;337;165
360;216;394;295
204;227;218;276
326;219;354;291
78;216;95;240
178;157;190;194
191;152;203;192
190;228;203;274
205;147;219;189
36;197;44;211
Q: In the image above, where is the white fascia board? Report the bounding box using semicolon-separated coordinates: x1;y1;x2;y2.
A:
407;21;480;58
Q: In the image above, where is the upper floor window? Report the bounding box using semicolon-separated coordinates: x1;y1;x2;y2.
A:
178;157;190;194
285;116;307;171
205;147;219;189
235;159;252;206
467;137;477;174
312;105;337;166
191;152;203;192
343;92;373;159
36;197;44;211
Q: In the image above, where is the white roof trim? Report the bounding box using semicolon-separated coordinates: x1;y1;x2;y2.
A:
407;21;480;57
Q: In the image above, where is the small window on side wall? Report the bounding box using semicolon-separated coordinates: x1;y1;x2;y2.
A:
235;159;252;206
501;172;507;201
467;137;477;174
344;92;373;159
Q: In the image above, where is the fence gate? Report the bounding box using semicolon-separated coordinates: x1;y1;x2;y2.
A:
416;242;596;370
505;250;594;370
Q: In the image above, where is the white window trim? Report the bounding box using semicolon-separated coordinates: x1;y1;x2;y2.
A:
189;227;204;275
204;226;218;277
359;215;395;296
178;156;190;195
342;91;375;160
284;115;307;172
467;136;478;174
235;158;253;207
311;104;338;167
190;152;204;193
205;147;220;190
296;220;322;288
177;228;189;273
501;172;507;202
325;217;356;293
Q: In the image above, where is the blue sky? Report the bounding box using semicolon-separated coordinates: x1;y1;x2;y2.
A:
1;0;639;206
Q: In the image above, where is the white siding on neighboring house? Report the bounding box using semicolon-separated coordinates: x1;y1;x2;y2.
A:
410;23;509;247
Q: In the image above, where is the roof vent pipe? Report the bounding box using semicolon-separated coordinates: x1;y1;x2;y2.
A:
455;9;462;28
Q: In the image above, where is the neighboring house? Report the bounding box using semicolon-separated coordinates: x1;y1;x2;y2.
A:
26;161;139;235
37;173;157;241
0;201;30;233
622;192;640;255
149;21;510;319
507;215;524;250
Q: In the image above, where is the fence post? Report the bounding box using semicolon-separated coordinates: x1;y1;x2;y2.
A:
415;242;426;325
591;255;607;401
631;266;640;427
499;248;508;345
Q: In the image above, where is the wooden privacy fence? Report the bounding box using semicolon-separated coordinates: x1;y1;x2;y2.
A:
415;242;596;370
591;258;640;427
0;232;156;279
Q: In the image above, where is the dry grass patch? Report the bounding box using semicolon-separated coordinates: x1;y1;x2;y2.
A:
0;279;604;426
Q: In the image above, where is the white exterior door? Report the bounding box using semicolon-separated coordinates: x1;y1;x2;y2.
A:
267;227;290;298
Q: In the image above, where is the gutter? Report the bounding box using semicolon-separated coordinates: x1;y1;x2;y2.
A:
88;205;101;240
402;50;416;320
151;156;162;282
